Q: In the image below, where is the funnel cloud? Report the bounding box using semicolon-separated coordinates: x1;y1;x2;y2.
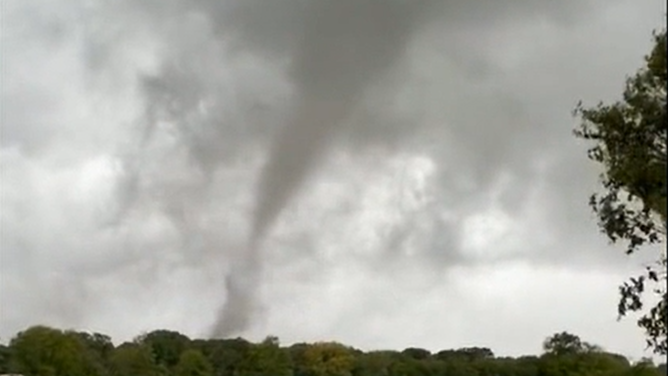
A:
250;0;427;242
212;0;429;336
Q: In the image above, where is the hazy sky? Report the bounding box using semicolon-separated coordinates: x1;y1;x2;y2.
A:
1;0;666;360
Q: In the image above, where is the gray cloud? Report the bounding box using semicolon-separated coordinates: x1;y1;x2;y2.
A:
1;0;665;360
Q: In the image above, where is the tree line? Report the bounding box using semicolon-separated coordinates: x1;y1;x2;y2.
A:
0;325;665;376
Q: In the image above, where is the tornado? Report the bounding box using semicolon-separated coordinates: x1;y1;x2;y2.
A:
211;0;429;337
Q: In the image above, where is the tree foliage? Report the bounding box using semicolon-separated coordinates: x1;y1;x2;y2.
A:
4;325;665;376
574;29;667;355
137;329;191;370
299;341;355;376
174;349;213;376
0;343;11;374
234;336;293;376
543;332;587;356
108;342;164;376
191;337;250;376
8;326;96;376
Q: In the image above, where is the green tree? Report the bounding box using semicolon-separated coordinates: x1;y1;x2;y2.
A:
543;332;586;356
74;331;114;361
6;324;665;376
387;358;430;376
574;29;667;354
235;336;293;376
288;343;313;376
578;351;632;376
540;333;631;376
192;337;250;376
515;356;541;376
454;347;494;361
351;351;392;376
400;347;431;360
174;349;213;376
72;331;115;376
625;358;662;376
108;342;164;376
0;343;12;373
136;329;191;370
299;342;356;376
9;325;95;376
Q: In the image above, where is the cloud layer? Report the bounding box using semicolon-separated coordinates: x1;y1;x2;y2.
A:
1;0;665;359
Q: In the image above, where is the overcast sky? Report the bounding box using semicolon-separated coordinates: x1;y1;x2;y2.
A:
1;0;666;361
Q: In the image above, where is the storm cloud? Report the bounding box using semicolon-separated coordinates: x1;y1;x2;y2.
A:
1;0;665;360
